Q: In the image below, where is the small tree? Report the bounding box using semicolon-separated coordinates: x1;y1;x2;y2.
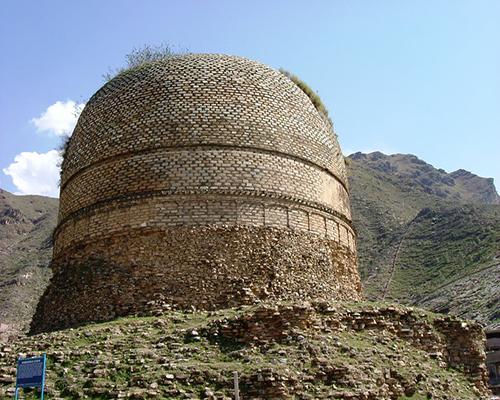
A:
103;42;189;82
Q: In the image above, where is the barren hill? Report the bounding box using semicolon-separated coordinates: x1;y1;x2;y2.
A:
350;152;500;204
348;152;500;329
0;189;57;339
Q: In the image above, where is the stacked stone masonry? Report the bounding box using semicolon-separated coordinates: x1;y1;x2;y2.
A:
211;302;490;396
32;54;362;333
33;226;362;333
3;303;492;399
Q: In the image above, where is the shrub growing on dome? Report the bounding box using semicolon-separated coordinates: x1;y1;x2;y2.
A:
103;42;189;82
279;68;332;127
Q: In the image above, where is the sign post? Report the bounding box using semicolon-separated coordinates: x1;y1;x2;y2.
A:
15;354;46;400
234;371;239;400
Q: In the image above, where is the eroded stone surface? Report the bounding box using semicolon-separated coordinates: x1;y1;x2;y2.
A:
31;226;362;333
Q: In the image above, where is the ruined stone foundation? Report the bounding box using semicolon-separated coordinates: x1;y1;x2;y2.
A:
31;54;362;333
32;226;362;333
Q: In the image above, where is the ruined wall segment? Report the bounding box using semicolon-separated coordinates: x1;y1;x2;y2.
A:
32;54;362;333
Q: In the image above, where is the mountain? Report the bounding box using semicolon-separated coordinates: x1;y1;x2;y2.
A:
0;189;58;340
348;152;500;329
349;152;500;205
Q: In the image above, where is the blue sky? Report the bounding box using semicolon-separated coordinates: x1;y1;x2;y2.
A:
1;0;499;197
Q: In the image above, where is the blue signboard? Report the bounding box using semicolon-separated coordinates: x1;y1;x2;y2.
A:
15;354;46;400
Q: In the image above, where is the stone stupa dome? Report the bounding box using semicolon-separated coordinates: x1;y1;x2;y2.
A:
32;54;362;333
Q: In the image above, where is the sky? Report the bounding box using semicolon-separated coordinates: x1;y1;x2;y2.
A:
1;0;499;198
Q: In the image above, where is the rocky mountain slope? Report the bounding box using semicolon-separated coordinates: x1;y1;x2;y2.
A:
348;152;500;329
349;152;500;205
0;189;58;339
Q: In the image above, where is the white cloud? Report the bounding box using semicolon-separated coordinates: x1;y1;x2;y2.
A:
31;100;84;137
2;150;61;197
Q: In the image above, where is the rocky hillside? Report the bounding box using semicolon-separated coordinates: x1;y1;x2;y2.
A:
0;302;490;399
0;189;58;340
349;152;500;205
348;152;500;329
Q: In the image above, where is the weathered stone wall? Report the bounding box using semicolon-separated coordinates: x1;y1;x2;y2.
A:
60;55;347;192
31;226;362;333
54;54;353;256
33;54;361;332
211;302;489;397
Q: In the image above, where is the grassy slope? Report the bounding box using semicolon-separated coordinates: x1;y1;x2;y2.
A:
0;189;58;337
348;154;500;328
0;303;487;399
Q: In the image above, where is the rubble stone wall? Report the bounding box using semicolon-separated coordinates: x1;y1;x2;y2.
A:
31;226;362;333
209;302;490;397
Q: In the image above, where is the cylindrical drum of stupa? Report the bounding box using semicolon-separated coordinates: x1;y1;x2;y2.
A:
31;54;363;333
